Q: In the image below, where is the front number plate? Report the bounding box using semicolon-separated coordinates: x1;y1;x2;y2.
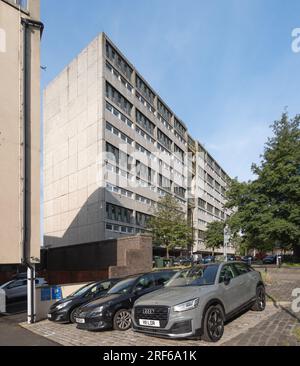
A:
75;318;85;324
139;319;160;327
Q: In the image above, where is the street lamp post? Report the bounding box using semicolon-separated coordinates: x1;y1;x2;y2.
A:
223;225;230;261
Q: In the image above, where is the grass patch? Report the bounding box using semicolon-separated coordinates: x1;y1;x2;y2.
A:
261;271;272;284
282;262;300;268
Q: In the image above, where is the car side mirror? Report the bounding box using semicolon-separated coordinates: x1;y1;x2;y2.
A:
224;274;231;286
134;286;144;294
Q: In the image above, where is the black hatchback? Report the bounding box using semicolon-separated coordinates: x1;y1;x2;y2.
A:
47;278;120;323
75;270;175;332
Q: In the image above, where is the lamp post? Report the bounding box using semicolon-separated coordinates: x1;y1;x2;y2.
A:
223;225;230;261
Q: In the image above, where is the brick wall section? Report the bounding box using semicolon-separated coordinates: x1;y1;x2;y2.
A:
42;234;153;284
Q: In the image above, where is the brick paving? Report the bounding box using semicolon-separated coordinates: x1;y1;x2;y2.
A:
20;303;279;346
19;273;300;346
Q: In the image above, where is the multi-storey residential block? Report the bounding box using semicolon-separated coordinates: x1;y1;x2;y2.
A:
43;32;234;255
0;0;42;264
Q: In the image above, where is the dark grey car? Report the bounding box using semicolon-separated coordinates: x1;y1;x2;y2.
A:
132;262;265;342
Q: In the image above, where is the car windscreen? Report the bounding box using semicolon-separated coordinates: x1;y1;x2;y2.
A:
107;278;137;295
165;265;219;287
69;283;96;297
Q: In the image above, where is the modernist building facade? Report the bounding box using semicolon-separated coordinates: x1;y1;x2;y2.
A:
0;0;41;264
44;32;234;255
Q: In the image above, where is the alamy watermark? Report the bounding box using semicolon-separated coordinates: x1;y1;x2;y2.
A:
291;288;300;313
291;28;300;53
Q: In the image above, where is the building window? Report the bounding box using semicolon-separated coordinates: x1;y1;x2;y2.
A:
159;174;172;192
198;230;206;240
174;144;184;162
136;75;155;106
206;173;214;186
136;160;155;183
198;198;206;209
106;82;132;116
106;61;133;93
105;41;133;81
136;211;152;227
136;109;155;136
135;142;156;161
106;142;133;171
207;203;213;214
136;194;155;206
174;118;186;137
106;183;133;199
174;184;186;199
106;102;133;128
106;122;133;145
157;99;172;123
135;126;155;144
157;129;172;151
157;143;171;156
106;203;133;224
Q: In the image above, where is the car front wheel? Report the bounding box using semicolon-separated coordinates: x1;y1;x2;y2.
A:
69;307;79;323
251;285;266;311
113;309;132;331
202;304;224;342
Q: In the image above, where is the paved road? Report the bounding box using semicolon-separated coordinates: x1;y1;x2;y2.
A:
0;313;59;346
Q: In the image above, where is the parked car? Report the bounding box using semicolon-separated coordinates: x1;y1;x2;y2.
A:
202;256;215;264
262;255;277;264
241;255;255;264
173;257;193;266
0;277;46;312
47;278;120;323
74;270;175;331
132;262;265;342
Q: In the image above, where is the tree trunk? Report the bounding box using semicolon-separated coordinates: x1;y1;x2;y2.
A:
166;246;169;260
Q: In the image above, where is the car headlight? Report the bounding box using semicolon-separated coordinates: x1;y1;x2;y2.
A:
90;306;105;317
56;300;72;310
173;298;199;312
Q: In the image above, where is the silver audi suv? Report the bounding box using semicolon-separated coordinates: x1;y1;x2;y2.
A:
132;262;265;342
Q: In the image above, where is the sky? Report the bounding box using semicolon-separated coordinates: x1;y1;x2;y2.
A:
41;0;300;182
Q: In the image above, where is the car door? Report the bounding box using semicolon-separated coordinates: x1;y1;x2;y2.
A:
130;274;156;305
233;263;253;305
5;279;27;304
233;262;257;302
218;263;244;314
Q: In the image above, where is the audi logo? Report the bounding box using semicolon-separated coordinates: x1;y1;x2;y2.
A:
143;308;155;315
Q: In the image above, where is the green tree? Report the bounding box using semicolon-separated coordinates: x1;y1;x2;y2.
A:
147;195;193;259
204;221;224;255
226;113;300;258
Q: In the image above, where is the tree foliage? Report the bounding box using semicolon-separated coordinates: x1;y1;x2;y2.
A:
226;113;300;256
147;195;193;258
204;221;225;255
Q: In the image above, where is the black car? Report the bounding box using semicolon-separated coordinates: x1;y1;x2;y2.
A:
241;255;255;264
75;270;175;332
47;279;120;323
262;255;277;264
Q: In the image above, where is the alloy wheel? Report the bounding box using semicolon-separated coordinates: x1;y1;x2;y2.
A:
207;308;224;340
115;310;131;330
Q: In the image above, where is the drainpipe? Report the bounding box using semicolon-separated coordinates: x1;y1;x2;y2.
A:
21;17;44;324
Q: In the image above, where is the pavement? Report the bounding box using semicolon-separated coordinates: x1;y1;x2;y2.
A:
0;313;59;346
2;269;300;346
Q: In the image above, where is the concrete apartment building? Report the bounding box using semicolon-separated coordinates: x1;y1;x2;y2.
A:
43;32;234;255
0;0;42;265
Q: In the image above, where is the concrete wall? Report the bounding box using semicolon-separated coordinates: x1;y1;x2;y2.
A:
0;0;41;264
43;33;106;248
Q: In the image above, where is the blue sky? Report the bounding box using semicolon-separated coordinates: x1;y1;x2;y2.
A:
41;0;300;182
